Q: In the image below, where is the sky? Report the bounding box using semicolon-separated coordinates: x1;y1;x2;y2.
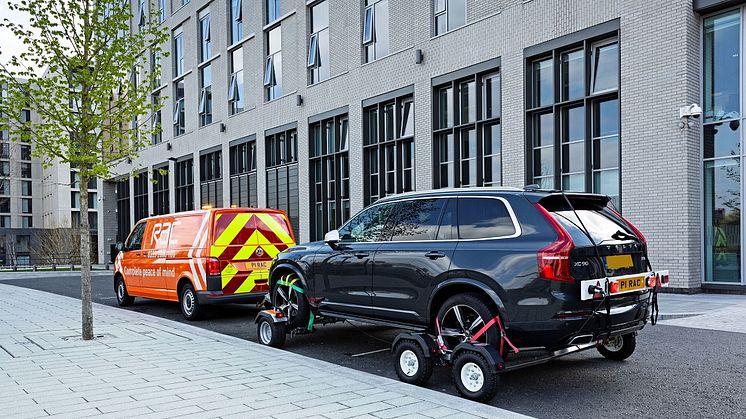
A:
0;2;32;72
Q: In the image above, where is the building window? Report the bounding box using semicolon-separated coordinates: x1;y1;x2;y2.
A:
20;145;31;161
0;143;8;158
264;26;282;101
0;215;9;227
0;179;9;195
199;9;211;62
230;0;243;44
22;216;32;228
230;138;257;207
266;127;299;238
229;47;245;114
20;162;32;178
173;27;184;76
703;9;742;284
433;65;501;189
199;64;213;126
115;178;131;241
308;0;329;84
266;0;280;24
364;93;414;205
363;0;388;63
309;113;350;241
137;0;146;28
200;149;223;208
526;35;619;208
0;197;9;213
173;79;185;136
175;158;194;212
434;0;465;36
152;92;162;144
133;173;149;222
152;165;169;215
159;0;166;23
21;198;31;214
21;181;31;196
0;161;9;176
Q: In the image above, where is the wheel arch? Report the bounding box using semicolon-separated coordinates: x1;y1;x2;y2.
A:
269;261;309;291
176;276;194;298
428;278;505;325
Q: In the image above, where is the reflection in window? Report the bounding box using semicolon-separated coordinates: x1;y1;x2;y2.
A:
230;0;243;44
199;11;211;62
704;158;740;283
364;94;414;205
704;11;740;123
592;99;619;207
363;0;389;63
310;113;350;241
434;0;466;35
389;199;445;241
434;66;501;189
591;40;618;94
229;47;245;114
199;64;212;126
338;202;396;242
265;26;282;100
308;1;330;84
457;198;515;239
173;79;185;136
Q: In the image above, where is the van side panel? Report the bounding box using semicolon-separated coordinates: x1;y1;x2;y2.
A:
210;210;295;295
162;213;211;298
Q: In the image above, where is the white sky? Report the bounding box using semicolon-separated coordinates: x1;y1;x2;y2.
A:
0;2;32;72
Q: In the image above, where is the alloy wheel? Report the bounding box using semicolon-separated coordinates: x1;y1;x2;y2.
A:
273;281;300;321
439;304;485;349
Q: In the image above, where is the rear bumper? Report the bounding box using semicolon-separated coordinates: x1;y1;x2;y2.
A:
196;291;266;305
507;291;651;348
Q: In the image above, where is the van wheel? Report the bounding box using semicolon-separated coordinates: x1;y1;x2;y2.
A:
436;294;506;358
115;276;134;307
180;283;203;321
598;333;636;361
452;350;499;402
271;274;310;329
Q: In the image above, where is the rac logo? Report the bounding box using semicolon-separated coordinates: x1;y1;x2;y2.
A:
151;221;180;247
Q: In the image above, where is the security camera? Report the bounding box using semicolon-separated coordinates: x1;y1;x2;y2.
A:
689;103;702;119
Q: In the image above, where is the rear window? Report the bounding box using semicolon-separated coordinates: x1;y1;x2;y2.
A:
551;210;631;244
457;198;516;239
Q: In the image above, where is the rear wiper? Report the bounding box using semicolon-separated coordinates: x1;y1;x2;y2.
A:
611;230;638;241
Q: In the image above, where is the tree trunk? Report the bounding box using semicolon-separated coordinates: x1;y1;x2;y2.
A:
79;177;93;340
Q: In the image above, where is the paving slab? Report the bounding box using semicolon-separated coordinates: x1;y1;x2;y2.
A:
0;284;527;418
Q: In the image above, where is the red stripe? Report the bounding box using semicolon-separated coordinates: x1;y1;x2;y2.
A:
214;213;237;239
217;217;259;261
222;272;249;294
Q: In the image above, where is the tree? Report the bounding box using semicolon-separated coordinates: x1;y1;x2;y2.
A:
0;0;168;339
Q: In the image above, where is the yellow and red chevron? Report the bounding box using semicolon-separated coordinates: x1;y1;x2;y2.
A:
210;212;295;295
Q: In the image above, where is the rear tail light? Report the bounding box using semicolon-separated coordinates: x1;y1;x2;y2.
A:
207;257;221;276
608;207;647;246
609;281;620;294
534;203;575;283
647;275;657;288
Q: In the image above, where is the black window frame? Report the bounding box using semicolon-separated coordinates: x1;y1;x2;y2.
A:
265;124;299;239
432;59;502;189
363;0;389;63
115;178;131;242
229;136;258;208
308;0;330;85
152;164;169;216
309;109;350;241
524;22;621;209
199;147;223;208
175;157;194;212
363;87;415;205
133;171;149;222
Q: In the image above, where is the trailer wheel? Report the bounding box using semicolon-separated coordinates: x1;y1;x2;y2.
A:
257;316;287;348
597;333;636;361
392;340;433;386
451;351;498;402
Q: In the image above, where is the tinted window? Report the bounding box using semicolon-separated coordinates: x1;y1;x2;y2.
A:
389;199;445;241
437;198;457;240
338;203;396;242
126;222;146;251
552;210;632;244
457;198;515;239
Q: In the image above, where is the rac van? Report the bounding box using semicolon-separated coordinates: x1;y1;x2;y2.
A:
113;208;295;320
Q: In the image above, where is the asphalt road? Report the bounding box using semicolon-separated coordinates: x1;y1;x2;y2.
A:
3;273;745;418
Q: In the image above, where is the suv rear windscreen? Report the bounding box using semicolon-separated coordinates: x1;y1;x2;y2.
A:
539;195;638;245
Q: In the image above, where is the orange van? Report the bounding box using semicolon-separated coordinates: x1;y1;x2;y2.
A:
113;208;295;320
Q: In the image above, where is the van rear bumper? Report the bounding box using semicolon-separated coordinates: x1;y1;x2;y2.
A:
196;291;266;305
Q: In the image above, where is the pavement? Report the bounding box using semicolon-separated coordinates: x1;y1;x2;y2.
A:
0;284;525;419
657;292;746;333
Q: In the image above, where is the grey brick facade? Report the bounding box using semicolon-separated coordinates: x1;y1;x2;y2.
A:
110;0;746;291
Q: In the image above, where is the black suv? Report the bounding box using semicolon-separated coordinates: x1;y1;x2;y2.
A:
268;188;655;359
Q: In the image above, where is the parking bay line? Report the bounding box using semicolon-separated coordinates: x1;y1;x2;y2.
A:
350;348;389;357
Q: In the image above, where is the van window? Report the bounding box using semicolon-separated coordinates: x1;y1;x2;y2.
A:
338;202;396;242
126;222;146;251
457;198;515;239
389;199;446;241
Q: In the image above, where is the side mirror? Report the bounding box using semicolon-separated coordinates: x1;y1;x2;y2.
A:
115;242;126;252
324;230;340;248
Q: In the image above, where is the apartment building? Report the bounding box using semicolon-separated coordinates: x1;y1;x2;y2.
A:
109;0;746;292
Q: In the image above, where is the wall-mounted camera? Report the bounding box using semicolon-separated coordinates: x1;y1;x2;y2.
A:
679;103;702;128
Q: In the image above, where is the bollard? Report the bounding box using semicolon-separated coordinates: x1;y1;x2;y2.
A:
33;265;37;272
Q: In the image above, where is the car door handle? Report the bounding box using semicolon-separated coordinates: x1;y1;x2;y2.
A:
353;251;369;259
425;251;446;260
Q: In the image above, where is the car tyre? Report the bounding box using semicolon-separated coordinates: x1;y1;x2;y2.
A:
451;350;499;402
115;276;134;307
257;316;287;348
436;293;506;358
271;273;310;329
179;283;204;321
393;340;434;386
597;333;636;361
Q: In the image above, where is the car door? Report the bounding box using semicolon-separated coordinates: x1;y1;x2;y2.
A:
370;198;457;325
121;221;147;291
312;202;397;318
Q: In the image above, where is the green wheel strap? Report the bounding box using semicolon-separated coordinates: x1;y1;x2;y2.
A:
307;311;315;331
277;276;305;294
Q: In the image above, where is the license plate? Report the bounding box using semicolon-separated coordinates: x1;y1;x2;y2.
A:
614;275;645;293
244;261;271;270
606;254;633;269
